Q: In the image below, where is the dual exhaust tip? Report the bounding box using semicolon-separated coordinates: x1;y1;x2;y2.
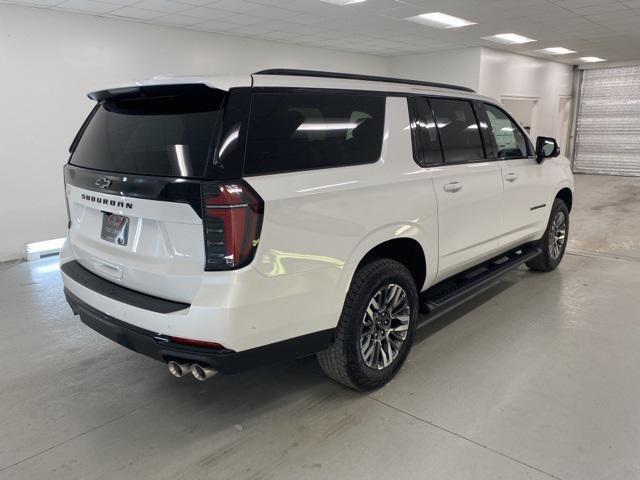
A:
167;361;217;381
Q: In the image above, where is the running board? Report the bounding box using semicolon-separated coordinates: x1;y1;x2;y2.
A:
419;245;542;319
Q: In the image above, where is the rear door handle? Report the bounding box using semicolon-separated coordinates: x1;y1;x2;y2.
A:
443;181;463;193
505;172;518;182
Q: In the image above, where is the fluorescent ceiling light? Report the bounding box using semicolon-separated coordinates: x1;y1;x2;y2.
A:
542;47;577;55
319;0;366;5
579;56;606;63
484;33;536;45
407;12;477;29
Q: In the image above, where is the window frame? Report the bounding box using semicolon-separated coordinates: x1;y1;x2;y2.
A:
408;95;494;167
480;102;535;160
243;87;388;177
407;96;444;167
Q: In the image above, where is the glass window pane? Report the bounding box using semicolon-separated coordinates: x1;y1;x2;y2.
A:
244;93;385;175
410;98;443;165
70;92;224;178
430;98;484;163
484;104;529;159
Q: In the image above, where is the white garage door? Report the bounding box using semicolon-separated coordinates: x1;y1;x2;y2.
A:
574;65;640;176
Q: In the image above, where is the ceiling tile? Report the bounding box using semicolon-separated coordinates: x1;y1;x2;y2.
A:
171;0;216;6
99;0;151;6
248;5;300;19
133;0;189;13
3;0;62;6
57;0;118;13
154;12;204;25
9;0;640;63
179;5;233;20
209;0;260;13
192;18;241;31
569;2;630;15
222;13;267;25
108;6;165;19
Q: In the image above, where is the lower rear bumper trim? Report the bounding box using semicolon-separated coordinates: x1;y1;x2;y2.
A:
61;260;190;314
64;288;335;374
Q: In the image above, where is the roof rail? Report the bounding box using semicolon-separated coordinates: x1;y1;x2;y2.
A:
253;68;475;93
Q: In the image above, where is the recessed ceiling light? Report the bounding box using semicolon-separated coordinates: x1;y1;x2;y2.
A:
483;33;536;45
579;56;606;63
542;47;577;55
407;12;477;29
319;0;366;4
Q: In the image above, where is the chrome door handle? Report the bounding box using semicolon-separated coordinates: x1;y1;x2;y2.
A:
505;172;518;182
443;182;463;193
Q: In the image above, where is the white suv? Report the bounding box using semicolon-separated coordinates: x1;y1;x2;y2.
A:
60;69;574;390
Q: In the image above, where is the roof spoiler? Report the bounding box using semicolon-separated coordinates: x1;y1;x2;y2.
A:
88;83;219;102
88;75;252;102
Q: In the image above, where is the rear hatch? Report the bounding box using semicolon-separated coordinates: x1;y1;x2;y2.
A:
64;83;260;304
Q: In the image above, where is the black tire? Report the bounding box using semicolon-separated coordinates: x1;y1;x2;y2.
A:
317;258;419;391
526;198;570;272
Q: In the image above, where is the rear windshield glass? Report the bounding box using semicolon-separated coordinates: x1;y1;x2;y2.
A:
70;91;225;178
244;92;385;175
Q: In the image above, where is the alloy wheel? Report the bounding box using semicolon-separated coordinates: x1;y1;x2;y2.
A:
360;283;411;370
549;211;567;260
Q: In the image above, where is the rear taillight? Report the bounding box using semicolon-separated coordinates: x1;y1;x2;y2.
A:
64;182;72;228
202;181;264;270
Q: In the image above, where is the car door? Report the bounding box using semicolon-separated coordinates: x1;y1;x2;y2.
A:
481;103;550;250
411;97;503;282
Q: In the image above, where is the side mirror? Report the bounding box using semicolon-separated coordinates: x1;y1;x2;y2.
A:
535;136;560;163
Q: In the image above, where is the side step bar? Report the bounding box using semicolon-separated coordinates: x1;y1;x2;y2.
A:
419;245;542;320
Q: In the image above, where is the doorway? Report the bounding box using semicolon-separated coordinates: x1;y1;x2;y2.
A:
501;96;539;140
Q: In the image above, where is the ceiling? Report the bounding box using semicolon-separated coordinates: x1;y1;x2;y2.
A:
4;0;640;63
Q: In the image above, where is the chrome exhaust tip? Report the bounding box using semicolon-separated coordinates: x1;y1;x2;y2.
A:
167;361;192;378
191;363;217;381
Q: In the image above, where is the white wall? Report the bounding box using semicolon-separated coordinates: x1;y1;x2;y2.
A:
0;5;575;261
387;48;482;92
389;47;574;140
0;5;389;261
478;47;574;138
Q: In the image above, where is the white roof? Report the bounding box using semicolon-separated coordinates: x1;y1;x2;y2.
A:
88;71;493;103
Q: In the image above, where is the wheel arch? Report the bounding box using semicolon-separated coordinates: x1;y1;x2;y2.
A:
355;237;427;292
555;187;573;212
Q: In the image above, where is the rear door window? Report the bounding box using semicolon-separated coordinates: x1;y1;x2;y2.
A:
430;98;484;163
244;92;385;175
70;90;225;178
408;97;444;166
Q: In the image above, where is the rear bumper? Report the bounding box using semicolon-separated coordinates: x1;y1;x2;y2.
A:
64;288;334;374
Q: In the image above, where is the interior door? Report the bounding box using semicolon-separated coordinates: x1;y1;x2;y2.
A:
426;98;503;282
482;103;549;249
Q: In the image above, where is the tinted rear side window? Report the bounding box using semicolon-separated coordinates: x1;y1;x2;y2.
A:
430;98;484;163
70;91;225;177
244;92;385;175
408;97;444;166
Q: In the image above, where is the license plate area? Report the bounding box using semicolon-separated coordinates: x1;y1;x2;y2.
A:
101;213;130;246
